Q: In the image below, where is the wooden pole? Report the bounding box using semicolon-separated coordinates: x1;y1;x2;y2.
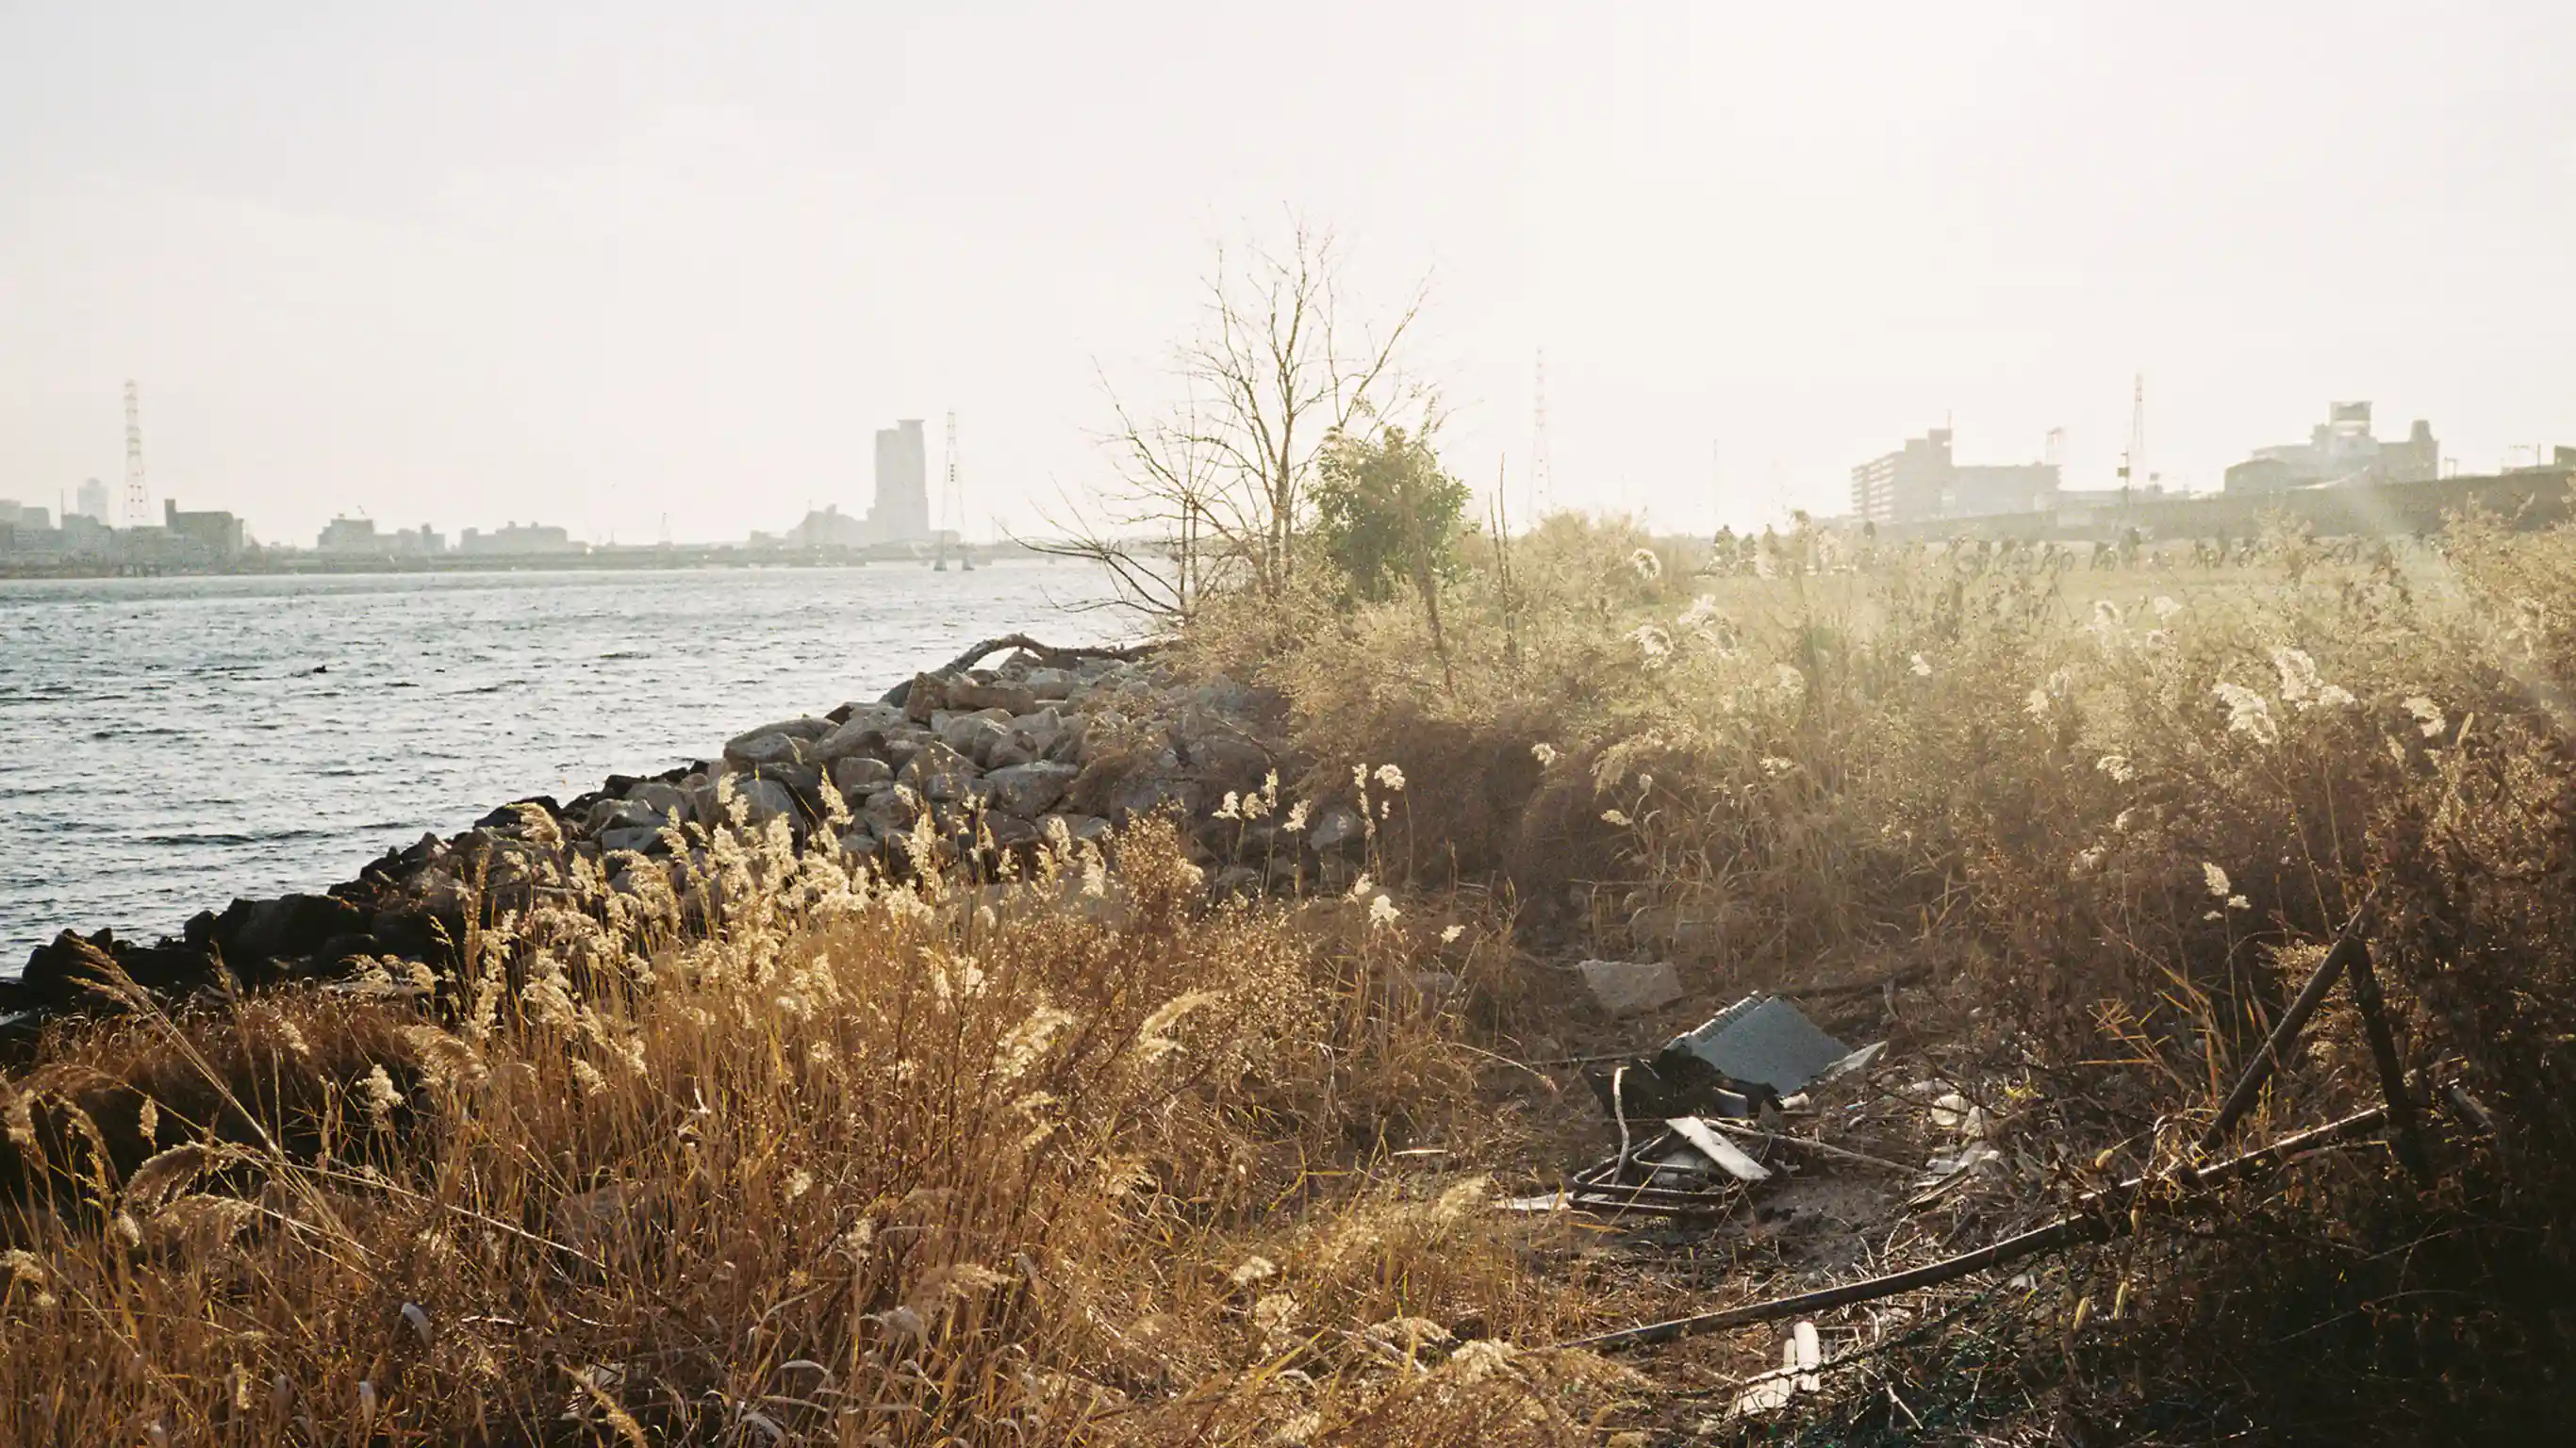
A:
2199;903;2371;1152
2345;941;2433;1186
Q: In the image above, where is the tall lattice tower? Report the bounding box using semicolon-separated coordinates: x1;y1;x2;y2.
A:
940;411;964;541
2118;373;2147;499
122;380;151;528
1530;350;1554;518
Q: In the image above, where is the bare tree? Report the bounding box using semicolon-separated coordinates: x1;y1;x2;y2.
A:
1036;222;1427;623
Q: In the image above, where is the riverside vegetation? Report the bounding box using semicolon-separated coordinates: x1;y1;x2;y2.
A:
4;502;2574;1443
4;225;2572;1440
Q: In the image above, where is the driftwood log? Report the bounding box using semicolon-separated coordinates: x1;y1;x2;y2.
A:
878;634;1162;707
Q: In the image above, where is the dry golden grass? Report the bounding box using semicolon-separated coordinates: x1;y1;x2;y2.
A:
0;818;1656;1444
1181;510;2576;1440
11;508;2576;1442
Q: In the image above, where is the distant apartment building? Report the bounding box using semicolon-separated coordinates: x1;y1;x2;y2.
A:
1850;428;2061;523
75;478;111;524
163;499;244;560
318;517;381;553
459;521;578;555
2225;402;2437;494
0;501;49;554
781;504;876;549
867;419;931;542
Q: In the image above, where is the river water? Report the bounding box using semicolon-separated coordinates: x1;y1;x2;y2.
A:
0;563;1116;964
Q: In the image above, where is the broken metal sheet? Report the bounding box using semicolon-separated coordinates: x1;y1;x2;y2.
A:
1660;995;1851;1097
1665;1116;1775;1183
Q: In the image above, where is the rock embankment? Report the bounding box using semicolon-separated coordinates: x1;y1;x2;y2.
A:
2;642;1332;1045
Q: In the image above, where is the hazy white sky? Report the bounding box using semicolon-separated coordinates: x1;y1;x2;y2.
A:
4;3;2572;545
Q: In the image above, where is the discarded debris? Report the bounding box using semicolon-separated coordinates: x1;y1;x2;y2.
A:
1576;958;1685;1016
1665;995;1855;1096
1560;1104;2399;1352
1584;994;1879;1124
1666;1117;1774;1183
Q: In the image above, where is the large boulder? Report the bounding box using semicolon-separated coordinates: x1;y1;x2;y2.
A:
626;778;690;819
1108;769;1203;825
898;742;981;803
948;680;1038;716
743;762;829;823
723;730;808;771
988;709;1065;768
1041;812;1113;846
985;761;1079;817
586;797;666;834
599;823;668;854
1024;667;1080;701
903;671;959;724
937;710;1016;767
810;705;905;764
856;787;919;839
878;726;933;769
16;930;225;1012
831;756;893;797
217;893;370;963
713;776;798;828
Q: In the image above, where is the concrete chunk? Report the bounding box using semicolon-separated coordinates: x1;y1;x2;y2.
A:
1577;958;1685;1016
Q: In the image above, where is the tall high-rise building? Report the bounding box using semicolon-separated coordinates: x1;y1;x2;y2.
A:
75;478;111;524
867;419;930;541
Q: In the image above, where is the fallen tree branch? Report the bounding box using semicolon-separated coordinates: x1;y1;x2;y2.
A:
1558;1104;2391;1353
878;634;1162;705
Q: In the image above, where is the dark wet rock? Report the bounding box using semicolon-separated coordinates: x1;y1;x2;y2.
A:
16;930;220;1012
474;797;561;831
215;893;370;963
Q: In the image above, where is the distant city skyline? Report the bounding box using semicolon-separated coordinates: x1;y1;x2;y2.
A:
5;5;2573;541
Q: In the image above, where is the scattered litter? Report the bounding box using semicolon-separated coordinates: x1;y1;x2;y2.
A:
1925;1091;1990;1139
1577;959;1685;1017
1909;1144;2004;1209
1666;1116;1774;1183
1665;995;1853;1096
1583;994;1878;1123
1731;1320;1827;1418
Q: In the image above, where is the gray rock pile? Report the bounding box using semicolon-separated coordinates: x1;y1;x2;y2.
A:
2;643;1361;1046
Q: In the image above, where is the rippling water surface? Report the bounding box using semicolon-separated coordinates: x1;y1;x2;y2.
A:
0;564;1113;963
